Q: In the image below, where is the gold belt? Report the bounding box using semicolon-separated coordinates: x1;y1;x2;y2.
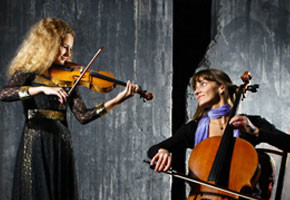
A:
27;109;65;121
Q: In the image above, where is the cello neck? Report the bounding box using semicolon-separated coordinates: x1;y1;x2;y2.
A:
207;83;246;185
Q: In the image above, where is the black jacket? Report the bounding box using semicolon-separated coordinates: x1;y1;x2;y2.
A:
148;115;290;158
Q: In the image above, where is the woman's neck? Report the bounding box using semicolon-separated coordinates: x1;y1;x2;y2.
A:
208;104;231;129
211;115;228;124
209;115;229;134
210;98;227;109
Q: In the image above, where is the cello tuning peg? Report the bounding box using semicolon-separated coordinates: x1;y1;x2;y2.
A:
246;84;259;93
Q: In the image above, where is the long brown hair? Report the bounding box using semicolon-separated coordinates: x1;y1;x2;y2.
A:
191;68;236;120
8;17;75;77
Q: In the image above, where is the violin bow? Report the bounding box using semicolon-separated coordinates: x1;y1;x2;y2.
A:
67;46;104;96
143;160;263;200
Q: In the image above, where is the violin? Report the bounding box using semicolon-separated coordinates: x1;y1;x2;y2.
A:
49;62;115;92
48;49;153;101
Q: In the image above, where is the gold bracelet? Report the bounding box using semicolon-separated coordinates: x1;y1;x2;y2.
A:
96;103;107;116
19;86;31;99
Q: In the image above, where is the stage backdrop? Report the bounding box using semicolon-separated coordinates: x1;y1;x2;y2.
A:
1;0;290;200
0;0;172;200
187;0;290;199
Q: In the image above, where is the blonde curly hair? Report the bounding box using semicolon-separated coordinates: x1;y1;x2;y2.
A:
8;17;75;77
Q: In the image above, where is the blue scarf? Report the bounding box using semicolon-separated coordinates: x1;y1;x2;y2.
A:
194;104;239;147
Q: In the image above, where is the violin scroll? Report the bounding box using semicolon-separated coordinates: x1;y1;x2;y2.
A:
138;88;153;102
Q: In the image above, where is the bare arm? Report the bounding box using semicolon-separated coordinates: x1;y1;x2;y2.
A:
104;81;139;111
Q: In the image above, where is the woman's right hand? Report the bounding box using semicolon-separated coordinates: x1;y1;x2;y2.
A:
150;148;172;172
29;86;68;104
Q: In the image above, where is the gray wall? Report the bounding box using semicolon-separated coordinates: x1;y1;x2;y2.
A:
187;0;290;199
2;0;290;200
0;0;172;200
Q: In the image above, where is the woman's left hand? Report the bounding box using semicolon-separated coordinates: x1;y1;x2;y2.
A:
103;81;139;111
229;115;259;136
115;81;139;103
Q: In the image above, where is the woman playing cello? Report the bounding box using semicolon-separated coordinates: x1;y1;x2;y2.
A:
147;68;290;199
0;17;139;200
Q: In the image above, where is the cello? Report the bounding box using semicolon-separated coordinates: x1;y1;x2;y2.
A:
186;72;260;200
145;71;261;200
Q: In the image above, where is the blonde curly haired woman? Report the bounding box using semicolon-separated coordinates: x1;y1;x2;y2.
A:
0;17;139;200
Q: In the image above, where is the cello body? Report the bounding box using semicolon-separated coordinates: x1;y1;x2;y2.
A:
187;136;260;200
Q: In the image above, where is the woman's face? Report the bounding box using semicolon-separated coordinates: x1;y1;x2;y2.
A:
194;77;225;109
54;33;74;65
